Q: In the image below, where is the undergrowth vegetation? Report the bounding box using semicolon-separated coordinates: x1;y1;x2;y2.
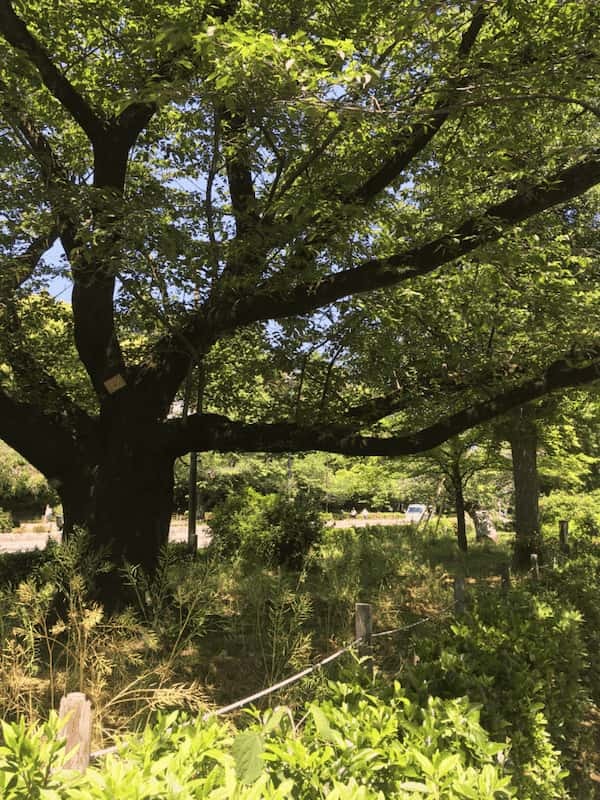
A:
0;508;599;797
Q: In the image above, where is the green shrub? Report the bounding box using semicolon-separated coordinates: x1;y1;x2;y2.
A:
210;488;323;569
259;680;514;799
409;585;589;799
543;552;600;703
0;681;515;799
0;508;12;533
539;490;600;539
0;541;58;588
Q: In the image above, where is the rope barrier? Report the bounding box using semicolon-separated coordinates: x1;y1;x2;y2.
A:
371;603;456;639
89;600;455;760
204;639;361;719
91;552;575;762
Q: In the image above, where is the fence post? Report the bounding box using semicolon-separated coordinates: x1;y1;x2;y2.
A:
530;553;539;581
355;602;373;675
58;692;92;773
453;576;465;615
500;563;511;593
559;520;570;555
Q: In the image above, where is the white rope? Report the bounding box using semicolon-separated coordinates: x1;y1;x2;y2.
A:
90;639;361;760
371;603;456;639
204;638;361;719
89;588;461;761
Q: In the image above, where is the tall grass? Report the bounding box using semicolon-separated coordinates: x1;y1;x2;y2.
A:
0;524;515;743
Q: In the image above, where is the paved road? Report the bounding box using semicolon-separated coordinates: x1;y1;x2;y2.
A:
0;525;213;554
0;517;408;554
329;516;406;528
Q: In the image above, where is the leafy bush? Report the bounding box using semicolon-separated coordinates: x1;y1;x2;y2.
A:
0;543;58;588
543;552;600;703
0;681;515;799
0;509;12;533
0;441;56;515
210;488;323;569
409;585;590;799
539;490;600;540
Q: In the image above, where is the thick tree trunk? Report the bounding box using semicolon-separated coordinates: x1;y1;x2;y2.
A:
509;408;540;566
57;471;94;537
91;443;175;573
56;432;176;609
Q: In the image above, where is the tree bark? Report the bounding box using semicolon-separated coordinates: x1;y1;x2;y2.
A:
508;407;540;565
452;465;468;552
53;423;176;609
90;441;175;573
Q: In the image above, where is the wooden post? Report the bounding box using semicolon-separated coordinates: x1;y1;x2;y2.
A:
355;603;373;675
500;563;511;593
530;553;539;581
453;576;465;615
58;692;92;772
559;520;570;555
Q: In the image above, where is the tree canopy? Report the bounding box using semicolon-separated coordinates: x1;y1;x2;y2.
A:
1;0;599;572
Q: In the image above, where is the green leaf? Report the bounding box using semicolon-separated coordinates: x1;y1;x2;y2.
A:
231;730;264;785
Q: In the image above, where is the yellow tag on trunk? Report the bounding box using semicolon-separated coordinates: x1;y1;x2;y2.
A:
104;374;127;394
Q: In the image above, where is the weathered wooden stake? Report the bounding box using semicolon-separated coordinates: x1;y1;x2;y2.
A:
355;602;373;675
58;692;92;772
453;576;465;615
559;520;570;555
500;564;511;593
530;553;539;581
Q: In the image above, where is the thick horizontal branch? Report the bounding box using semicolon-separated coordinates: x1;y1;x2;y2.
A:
0;1;104;140
0;386;98;480
145;148;600;401
164;351;600;457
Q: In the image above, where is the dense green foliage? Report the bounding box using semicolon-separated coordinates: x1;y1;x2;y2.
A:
0;509;12;533
0;685;514;799
1;0;600;577
412;589;584;798
210;488;323;568
0;441;53;517
540;489;600;539
1;518;600;796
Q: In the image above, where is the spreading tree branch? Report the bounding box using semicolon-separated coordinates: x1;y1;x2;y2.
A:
0;385;98;481
1;229;58;292
0;0;105;140
345;3;488;204
165;349;600;457
144;147;600;403
219;149;600;328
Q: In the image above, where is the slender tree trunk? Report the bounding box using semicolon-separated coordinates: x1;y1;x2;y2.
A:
452;465;468;552
508;407;540;565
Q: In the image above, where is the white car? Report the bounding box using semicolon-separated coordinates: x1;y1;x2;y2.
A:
405;504;427;524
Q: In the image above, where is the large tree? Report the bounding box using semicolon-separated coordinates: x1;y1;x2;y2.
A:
1;0;600;582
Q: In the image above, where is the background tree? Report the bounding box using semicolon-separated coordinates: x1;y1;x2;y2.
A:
1;1;600;594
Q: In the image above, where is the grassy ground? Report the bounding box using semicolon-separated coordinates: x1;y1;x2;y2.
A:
0;523;518;743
